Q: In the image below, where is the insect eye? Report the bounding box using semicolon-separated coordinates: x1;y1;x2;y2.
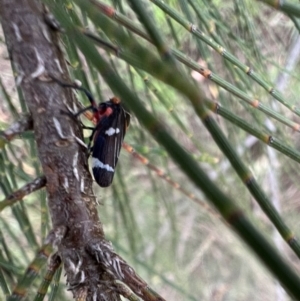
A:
98;103;108;114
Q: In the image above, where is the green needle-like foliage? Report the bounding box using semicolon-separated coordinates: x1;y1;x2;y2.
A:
2;0;300;300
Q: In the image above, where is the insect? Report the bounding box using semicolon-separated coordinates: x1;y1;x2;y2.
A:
90;96;130;187
51;76;130;187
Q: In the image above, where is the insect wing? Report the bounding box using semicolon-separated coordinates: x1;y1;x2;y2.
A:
91;105;128;187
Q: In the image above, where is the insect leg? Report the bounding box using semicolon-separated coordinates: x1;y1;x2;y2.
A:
49;75;97;109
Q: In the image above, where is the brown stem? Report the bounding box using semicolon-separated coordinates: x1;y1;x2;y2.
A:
0;1;166;300
0;0;115;300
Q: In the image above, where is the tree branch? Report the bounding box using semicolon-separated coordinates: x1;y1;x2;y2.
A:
0;1;165;300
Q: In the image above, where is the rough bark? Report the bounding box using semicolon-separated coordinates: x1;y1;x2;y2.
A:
0;1;164;300
0;0;119;300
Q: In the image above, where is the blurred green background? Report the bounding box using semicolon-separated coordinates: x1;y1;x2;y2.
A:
1;0;300;300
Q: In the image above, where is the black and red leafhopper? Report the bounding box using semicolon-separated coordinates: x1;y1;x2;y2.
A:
90;96;130;187
51;76;130;187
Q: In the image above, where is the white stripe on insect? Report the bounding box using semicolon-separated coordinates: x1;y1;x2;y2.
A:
92;157;114;172
105;127;120;136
